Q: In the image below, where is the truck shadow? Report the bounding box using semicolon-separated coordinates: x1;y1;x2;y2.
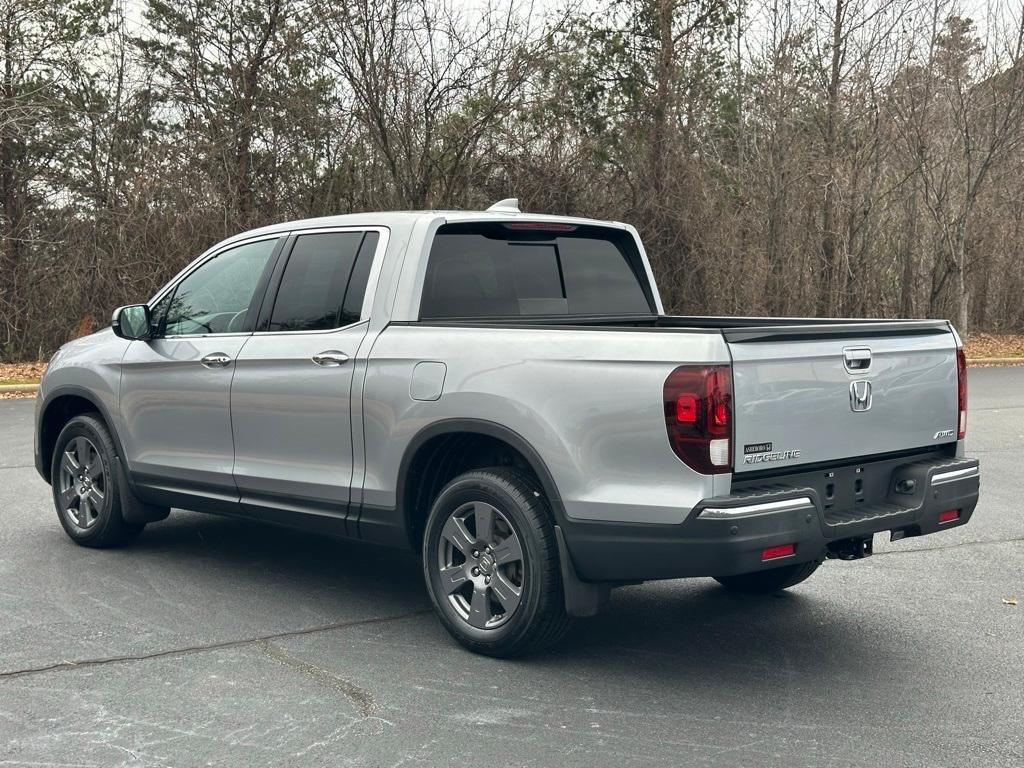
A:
536;575;918;694
127;511;908;687
116;510;429;618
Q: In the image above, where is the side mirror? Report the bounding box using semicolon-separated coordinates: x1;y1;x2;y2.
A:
112;304;152;340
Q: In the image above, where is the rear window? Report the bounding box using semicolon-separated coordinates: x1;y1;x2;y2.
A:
419;223;653;319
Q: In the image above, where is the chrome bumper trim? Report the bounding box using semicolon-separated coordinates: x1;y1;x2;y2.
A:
931;466;979;486
699;496;814;519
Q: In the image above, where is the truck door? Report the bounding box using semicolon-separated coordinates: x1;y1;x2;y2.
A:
119;235;283;513
230;230;381;535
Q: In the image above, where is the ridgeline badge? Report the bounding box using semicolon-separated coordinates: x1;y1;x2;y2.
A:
742;443;801;464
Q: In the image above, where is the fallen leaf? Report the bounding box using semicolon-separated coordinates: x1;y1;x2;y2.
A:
965;333;1024;360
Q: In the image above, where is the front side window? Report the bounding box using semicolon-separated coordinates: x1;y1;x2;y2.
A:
267;231;378;332
419;223;653;319
162;238;280;335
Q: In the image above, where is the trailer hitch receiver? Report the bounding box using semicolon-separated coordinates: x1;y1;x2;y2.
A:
827;535;874;561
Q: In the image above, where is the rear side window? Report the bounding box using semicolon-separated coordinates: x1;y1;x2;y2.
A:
268;231;378;332
342;232;378;320
419;223;653;319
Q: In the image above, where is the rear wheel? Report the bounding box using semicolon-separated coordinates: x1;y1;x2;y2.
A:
714;560;821;594
51;414;145;548
422;468;570;657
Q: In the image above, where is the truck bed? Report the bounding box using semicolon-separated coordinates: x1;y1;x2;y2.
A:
406;313;960;476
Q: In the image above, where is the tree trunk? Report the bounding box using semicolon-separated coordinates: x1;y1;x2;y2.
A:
899;188;918;317
955;264;969;333
649;0;674;198
818;0;845;317
0;13;24;350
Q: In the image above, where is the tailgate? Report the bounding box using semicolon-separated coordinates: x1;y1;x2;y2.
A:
727;321;959;473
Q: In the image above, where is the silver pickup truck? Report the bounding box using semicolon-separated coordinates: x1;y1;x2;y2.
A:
34;200;980;656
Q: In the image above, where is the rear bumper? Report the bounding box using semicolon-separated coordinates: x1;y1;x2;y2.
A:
562;455;980;583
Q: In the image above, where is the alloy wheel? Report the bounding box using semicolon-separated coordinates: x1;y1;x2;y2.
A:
436;501;525;629
57;436;107;531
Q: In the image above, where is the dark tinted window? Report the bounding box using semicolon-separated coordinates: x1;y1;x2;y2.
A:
420;224;652;318
342;232;379;321
269;232;373;332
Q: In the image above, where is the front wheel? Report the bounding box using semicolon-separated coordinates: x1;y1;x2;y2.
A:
714;560;821;594
422;468;571;657
51;414;145;548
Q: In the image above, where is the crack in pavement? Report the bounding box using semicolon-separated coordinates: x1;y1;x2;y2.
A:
874;535;1024;556
0;608;431;682
259;640;377;717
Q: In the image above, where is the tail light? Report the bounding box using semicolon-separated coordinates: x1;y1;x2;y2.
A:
956;347;967;439
663;365;733;474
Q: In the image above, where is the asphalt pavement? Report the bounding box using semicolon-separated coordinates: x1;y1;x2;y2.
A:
0;367;1021;767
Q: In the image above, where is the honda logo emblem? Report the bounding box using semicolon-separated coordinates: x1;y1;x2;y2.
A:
850;380;872;412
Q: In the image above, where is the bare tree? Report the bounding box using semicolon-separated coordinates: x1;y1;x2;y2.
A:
890;4;1024;330
4;0;1024;360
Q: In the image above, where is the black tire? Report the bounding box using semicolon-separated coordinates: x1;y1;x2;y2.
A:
50;413;145;548
714;560;821;594
422;467;571;657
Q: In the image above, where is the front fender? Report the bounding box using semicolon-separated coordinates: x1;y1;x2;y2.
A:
35;330;130;481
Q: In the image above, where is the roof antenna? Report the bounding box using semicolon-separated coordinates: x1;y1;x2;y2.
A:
486;198;520;213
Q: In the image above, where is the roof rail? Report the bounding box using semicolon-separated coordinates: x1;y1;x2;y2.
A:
486;198;520;213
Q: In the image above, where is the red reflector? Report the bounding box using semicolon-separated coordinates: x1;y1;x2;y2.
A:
939;509;960;524
676;394;698;423
761;543;796;561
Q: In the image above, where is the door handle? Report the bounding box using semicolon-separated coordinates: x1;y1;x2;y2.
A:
312;350;350;367
843;347;872;372
200;353;232;368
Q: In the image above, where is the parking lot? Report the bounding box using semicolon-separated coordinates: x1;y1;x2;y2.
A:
1;366;1021;767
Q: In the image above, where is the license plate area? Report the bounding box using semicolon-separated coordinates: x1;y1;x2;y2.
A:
819;464;885;516
730;450;955;527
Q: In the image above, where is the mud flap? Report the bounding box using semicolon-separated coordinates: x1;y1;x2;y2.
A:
554;525;610;618
115;457;170;524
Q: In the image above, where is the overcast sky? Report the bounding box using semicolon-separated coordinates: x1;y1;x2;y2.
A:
121;0;1010;62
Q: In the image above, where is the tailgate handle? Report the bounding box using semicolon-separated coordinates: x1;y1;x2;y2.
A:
843;347;872;372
